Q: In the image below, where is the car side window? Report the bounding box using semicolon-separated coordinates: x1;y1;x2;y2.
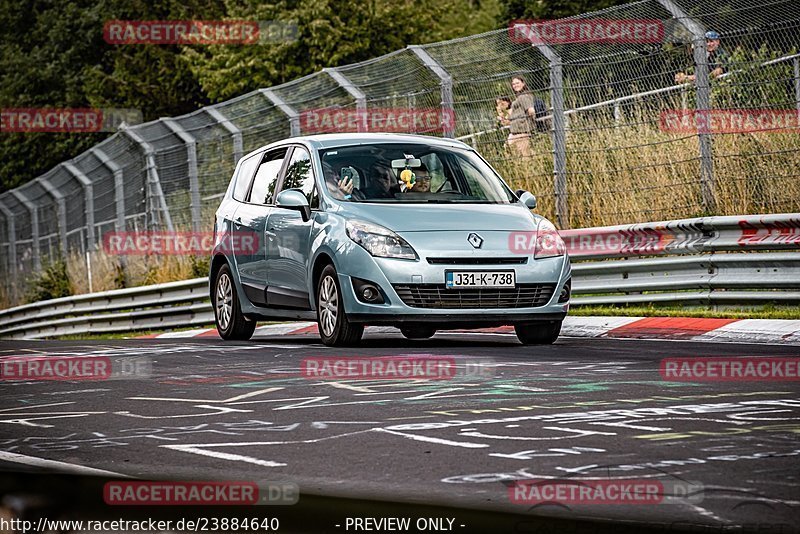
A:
280;147;318;208
232;153;262;201
248;148;287;204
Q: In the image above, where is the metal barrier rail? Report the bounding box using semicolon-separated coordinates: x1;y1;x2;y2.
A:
1;213;798;339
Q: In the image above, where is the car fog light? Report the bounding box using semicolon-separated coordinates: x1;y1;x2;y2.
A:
363;287;377;301
558;279;571;303
352;277;386;304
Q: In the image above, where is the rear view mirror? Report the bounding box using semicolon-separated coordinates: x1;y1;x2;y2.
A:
275;189;311;222
518;190;537;209
391;158;421;169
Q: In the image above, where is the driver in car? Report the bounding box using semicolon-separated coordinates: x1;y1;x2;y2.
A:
408;163;432;193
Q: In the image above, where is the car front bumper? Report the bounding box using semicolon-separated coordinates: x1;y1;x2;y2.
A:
336;239;571;326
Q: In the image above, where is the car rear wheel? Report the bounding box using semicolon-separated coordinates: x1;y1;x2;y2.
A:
515;320;561;345
317;265;364;347
400;327;436;339
214;264;256;341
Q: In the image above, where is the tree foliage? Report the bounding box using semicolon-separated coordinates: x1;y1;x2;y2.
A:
497;0;630;22
2;0;575;192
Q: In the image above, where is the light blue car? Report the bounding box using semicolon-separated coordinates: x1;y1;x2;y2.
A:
210;133;570;346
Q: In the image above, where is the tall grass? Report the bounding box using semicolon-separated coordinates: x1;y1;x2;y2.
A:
487;106;800;228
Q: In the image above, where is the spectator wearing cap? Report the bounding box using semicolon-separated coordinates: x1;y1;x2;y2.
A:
675;30;729;84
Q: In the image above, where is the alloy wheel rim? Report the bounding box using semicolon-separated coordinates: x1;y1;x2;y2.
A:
319;275;338;337
216;273;233;330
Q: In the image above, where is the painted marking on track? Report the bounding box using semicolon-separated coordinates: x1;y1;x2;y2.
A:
159;445;287;467
0;451;128;477
160;429;379;466
375;428;488;449
128;387;284;404
115;405;254;419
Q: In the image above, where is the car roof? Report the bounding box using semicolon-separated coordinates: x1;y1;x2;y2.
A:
241;133;472;160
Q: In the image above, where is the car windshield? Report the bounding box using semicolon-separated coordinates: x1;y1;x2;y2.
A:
320;143;515;203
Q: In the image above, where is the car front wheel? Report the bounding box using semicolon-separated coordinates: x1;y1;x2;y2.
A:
515;320;561;345
214;264;256;341
317;265;364;347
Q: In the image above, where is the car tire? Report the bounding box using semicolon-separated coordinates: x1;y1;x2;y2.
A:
515;320;561;345
317;264;364;347
214;263;256;341
400;327;436;339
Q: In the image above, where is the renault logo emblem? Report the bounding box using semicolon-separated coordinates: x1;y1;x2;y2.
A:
467;233;484;249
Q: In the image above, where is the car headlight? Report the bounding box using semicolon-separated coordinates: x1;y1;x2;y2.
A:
346;220;418;260
533;219;566;259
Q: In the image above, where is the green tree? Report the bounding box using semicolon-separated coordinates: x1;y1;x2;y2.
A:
497;0;630;22
1;0;500;191
0;0;222;192
182;0;501;102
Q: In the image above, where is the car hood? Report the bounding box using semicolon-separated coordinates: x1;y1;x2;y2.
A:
338;202;541;232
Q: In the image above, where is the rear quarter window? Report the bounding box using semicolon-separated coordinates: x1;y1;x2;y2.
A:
232;153;262;202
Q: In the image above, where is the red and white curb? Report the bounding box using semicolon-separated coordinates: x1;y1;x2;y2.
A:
141;316;800;345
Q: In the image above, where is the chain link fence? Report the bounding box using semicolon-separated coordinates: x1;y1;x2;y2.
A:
1;0;798;304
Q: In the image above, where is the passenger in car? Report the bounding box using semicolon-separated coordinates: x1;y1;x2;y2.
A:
364;162;399;199
322;162;362;200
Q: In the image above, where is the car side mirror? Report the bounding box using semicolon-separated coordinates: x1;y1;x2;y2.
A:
276;189;311;222
518;190;537;210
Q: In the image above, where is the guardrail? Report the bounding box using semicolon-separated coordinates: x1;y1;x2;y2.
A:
0;213;798;339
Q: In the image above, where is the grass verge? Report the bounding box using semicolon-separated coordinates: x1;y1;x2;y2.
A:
570;305;800;320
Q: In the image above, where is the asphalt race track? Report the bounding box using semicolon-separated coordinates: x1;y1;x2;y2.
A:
1;331;799;533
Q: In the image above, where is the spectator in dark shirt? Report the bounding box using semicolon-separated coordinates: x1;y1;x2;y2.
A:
675;30;729;84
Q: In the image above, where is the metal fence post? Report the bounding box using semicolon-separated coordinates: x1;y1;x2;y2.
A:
408;45;455;138
10;189;40;272
163;119;202;231
121;127;175;232
657;0;715;213
794;57;800;113
206;107;243;165
260;89;301;136
62;162;96;251
533;44;569;229
37;177;67;257
91;147;126;234
325;68;367;132
0;198;17;287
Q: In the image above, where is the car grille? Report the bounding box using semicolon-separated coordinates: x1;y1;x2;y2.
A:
426;257;527;265
393;283;556;309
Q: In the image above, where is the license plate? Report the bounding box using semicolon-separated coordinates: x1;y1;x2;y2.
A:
446;270;515;288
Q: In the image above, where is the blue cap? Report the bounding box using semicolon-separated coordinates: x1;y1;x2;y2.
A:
705;30;720;40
